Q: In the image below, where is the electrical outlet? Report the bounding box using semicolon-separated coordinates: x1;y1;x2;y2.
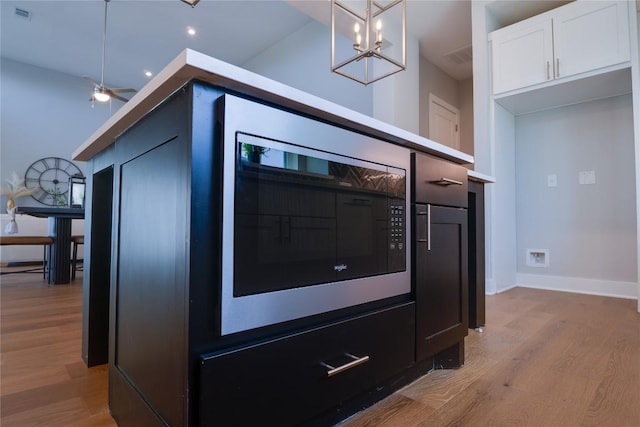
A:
547;174;557;187
526;249;549;267
579;170;596;185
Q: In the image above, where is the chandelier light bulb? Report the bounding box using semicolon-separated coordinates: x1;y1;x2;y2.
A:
354;22;360;34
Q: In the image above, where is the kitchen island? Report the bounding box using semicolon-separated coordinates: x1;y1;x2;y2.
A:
74;49;484;426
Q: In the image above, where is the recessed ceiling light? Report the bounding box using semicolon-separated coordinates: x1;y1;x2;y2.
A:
187;27;196;36
144;70;153;77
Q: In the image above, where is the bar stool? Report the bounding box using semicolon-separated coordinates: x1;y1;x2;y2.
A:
71;235;84;280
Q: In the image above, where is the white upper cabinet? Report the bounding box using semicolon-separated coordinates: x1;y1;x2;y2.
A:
491;19;554;94
490;1;630;96
553;1;630;79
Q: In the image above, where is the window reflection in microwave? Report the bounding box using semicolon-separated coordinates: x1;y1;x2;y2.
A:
239;142;330;176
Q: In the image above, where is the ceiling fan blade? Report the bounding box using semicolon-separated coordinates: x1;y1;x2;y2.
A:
109;92;131;103
83;76;101;88
110;88;137;94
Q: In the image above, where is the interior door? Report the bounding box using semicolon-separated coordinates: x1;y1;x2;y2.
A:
429;94;460;150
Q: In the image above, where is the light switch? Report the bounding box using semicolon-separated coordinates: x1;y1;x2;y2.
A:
579;170;596;185
547;174;557;187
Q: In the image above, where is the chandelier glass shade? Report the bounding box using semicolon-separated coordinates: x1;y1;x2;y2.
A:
331;0;406;85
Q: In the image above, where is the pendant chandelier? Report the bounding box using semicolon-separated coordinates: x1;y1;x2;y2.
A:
331;0;406;85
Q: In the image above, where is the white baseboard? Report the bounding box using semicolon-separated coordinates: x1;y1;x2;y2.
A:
485;278;497;295
516;273;638;300
496;283;519;294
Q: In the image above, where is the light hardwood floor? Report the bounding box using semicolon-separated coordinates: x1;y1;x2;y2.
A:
0;269;115;427
1;269;638;426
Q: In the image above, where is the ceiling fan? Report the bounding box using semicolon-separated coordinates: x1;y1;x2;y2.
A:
85;0;135;104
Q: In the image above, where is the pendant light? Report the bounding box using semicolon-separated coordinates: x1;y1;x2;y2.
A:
331;0;407;85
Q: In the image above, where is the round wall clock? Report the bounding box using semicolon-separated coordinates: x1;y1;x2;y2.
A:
24;157;83;206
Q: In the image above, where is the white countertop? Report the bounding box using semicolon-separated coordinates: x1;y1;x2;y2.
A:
73;49;474;165
467;170;496;183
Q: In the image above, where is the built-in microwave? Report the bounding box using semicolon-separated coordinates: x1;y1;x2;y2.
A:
219;94;411;335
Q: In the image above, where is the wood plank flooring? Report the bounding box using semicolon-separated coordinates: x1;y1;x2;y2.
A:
1;269;638;426
343;288;640;427
0;269;115;427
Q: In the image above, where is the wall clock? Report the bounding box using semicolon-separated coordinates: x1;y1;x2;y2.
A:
24;157;83;206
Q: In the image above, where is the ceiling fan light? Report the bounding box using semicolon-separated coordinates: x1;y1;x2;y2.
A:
93;89;110;102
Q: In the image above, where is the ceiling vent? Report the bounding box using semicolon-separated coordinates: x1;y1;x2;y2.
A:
14;7;31;20
443;45;473;65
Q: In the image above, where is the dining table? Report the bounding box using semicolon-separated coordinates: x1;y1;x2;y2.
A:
17;206;85;284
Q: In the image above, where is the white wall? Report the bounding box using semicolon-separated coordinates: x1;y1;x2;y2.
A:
515;95;637;285
242;20;373;117
244;18;423;137
472;0;501;294
459;78;474;157
373;33;420;135
1;59;112;208
473;1;640;302
492;103;517;293
631;4;640;308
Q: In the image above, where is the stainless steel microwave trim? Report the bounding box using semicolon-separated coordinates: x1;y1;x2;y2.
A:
220;94;411;336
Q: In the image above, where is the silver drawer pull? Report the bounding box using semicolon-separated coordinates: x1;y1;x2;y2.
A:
321;353;370;377
433;177;463;186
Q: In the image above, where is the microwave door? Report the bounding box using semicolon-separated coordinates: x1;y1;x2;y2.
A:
336;192;387;280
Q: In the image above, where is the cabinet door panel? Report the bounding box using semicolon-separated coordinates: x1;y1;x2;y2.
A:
553;1;630;79
415;205;468;362
491;19;553;94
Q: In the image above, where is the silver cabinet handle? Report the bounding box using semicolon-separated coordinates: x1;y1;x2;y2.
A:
321;353;370;377
416;211;428;243
433;177;463;186
427;204;431;251
556;58;559;78
546;61;550;80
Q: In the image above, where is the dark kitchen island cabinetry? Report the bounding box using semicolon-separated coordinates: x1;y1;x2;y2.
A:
412;152;469;366
74;50;479;427
468;179;486;330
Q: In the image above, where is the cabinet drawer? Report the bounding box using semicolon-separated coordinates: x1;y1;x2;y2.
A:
199;303;415;426
412;152;468;207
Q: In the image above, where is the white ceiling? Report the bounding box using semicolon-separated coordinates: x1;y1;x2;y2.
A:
1;0;478;95
1;1;569;96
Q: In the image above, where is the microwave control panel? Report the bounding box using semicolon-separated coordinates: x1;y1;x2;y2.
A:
389;203;405;251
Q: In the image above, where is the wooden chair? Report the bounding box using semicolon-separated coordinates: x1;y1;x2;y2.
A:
71;235;84;280
0;235;54;279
